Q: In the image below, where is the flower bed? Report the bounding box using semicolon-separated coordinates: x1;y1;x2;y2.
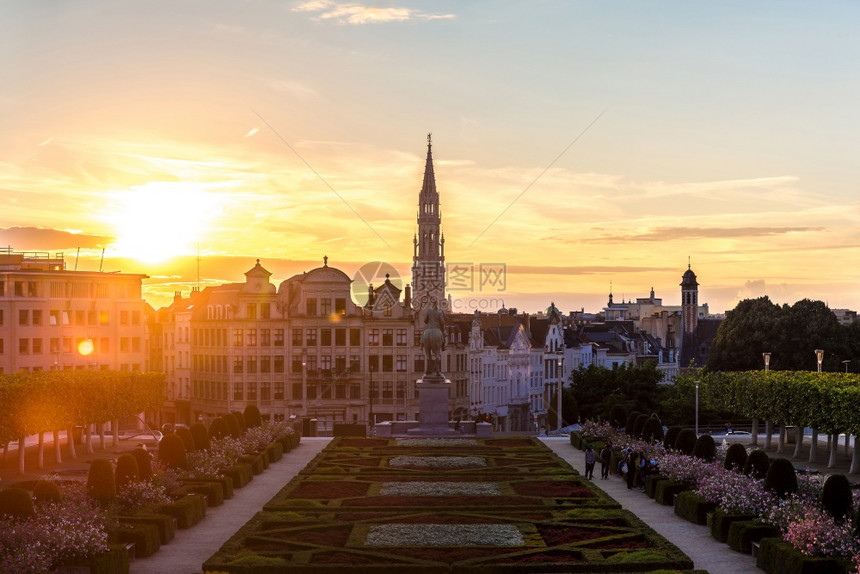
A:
206;437;694;573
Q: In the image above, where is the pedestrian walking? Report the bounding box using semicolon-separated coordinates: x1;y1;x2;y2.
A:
584;444;596;480
599;443;612;479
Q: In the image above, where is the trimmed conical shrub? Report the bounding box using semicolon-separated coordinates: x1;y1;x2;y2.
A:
33;480;62;504
633;414;649;439
190;422;209;451
231;411;246;433
608;405;627;428
743;449;770;479
764;457;797;500
87;458;117;504
674;428;697;456
0;487;35;519
132;447;153;480
724;443;748;471
176;425;195;452
209;417;230;440
625;411;642;437
244;405;263;429
224;413;241;438
692;435;716;462
115;453;140;492
821;474;853;523
664;426;682;450
641;417;664;443
158;433;187;470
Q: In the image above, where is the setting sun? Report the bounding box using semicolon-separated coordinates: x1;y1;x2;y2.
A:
108;181;220;263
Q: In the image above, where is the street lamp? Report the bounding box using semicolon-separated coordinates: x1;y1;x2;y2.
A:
762;352;771;372
815;349;824;373
843;360;850;373
557;355;564;435
301;359;307;416
369;364;375;433
694;380;700;436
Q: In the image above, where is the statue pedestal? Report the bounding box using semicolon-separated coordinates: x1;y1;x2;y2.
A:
406;375;457;437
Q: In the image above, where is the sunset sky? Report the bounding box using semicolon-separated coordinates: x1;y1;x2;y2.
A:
2;1;858;314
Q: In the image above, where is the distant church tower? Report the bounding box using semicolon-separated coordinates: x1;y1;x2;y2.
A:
411;134;446;308
680;262;699;336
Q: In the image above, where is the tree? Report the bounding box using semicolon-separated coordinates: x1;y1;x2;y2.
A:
706;297;784;371
568;361;663;421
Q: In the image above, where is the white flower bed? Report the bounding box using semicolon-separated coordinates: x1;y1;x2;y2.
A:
389;455;486;469
365;524;524;547
396;438;478;447
380;481;500;496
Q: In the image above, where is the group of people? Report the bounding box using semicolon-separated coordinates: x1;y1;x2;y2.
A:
582;444;658;488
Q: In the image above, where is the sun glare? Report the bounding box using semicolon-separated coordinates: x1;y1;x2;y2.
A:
109;182;220;263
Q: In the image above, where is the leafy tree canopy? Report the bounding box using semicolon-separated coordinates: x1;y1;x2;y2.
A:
568;361;663;422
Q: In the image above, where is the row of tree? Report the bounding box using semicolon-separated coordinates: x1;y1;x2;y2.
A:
0;370;165;474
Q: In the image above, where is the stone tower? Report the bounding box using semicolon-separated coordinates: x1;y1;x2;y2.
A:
411;134;446;309
680;262;699;336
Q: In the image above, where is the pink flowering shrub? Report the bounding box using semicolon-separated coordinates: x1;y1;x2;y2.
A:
783;507;858;557
851;552;860;574
115;479;171;514
656;451;720;486
766;491;820;533
0;481;109;573
579;421;623;444
695;467;774;515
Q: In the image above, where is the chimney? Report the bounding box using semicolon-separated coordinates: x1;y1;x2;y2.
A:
174;291;182;303
404;284;411;307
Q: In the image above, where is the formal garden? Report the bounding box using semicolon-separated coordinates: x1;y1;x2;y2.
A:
0;378;301;574
569;377;860;574
203;436;700;573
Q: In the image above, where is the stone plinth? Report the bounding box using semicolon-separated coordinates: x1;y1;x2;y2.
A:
406;376;458;437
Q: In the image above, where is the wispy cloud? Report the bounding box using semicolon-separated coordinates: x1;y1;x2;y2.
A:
578;226;823;244
294;0;455;25
244;128;259;138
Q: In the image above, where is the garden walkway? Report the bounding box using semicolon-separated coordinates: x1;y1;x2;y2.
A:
545;437;759;573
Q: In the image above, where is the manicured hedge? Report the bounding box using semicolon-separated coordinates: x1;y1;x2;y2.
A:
757;536;849;574
709;508;756;543
674;490;716;525
655;480;690;506
726;520;780;554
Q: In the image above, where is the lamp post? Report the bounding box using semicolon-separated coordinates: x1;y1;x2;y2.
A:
557;355;564;435
301;359;307;416
694;380;700;436
369;364;375;433
843;360;850;373
815;349;824;373
762;352;771;448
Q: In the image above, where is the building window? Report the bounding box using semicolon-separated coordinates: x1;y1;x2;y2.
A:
120;338;129;353
320;298;331;316
414;330;422;346
335;298;346;315
75;310;85;326
14;281;24;297
247;356;257;374
261;329;271;346
368;329;379;346
88;310;96;325
233;329;243;347
320;329;332;346
99;311;109;325
320;355;332;373
247;381;257;400
274;356;284;373
382;329;394;346
306;329;317;346
120;310;129;325
336;384;346;399
261;303;270;319
350;328;361;346
274;329;284;347
260;381;270;401
369;355;379;372
19;338;29;354
291;358;303;373
350;383;361;399
233;381;243;401
414;356;425;373
99;338;109;353
306;298;317;316
350;355;361;372
274;381;284;400
335;328;346;346
292;383;302;400
132;338;141;353
382;355;393;372
32;338;42;354
18;310;28;325
132;310;141;325
291;329;302;346
335;355;346;373
396;355;407;372
383;381;393;399
246;303;257;319
396;329;407;346
261;355;271;373
246;329;257;347
233;357;243;374
0;310;3;325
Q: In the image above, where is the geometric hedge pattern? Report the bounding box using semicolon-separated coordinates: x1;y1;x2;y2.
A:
204;437;696;573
